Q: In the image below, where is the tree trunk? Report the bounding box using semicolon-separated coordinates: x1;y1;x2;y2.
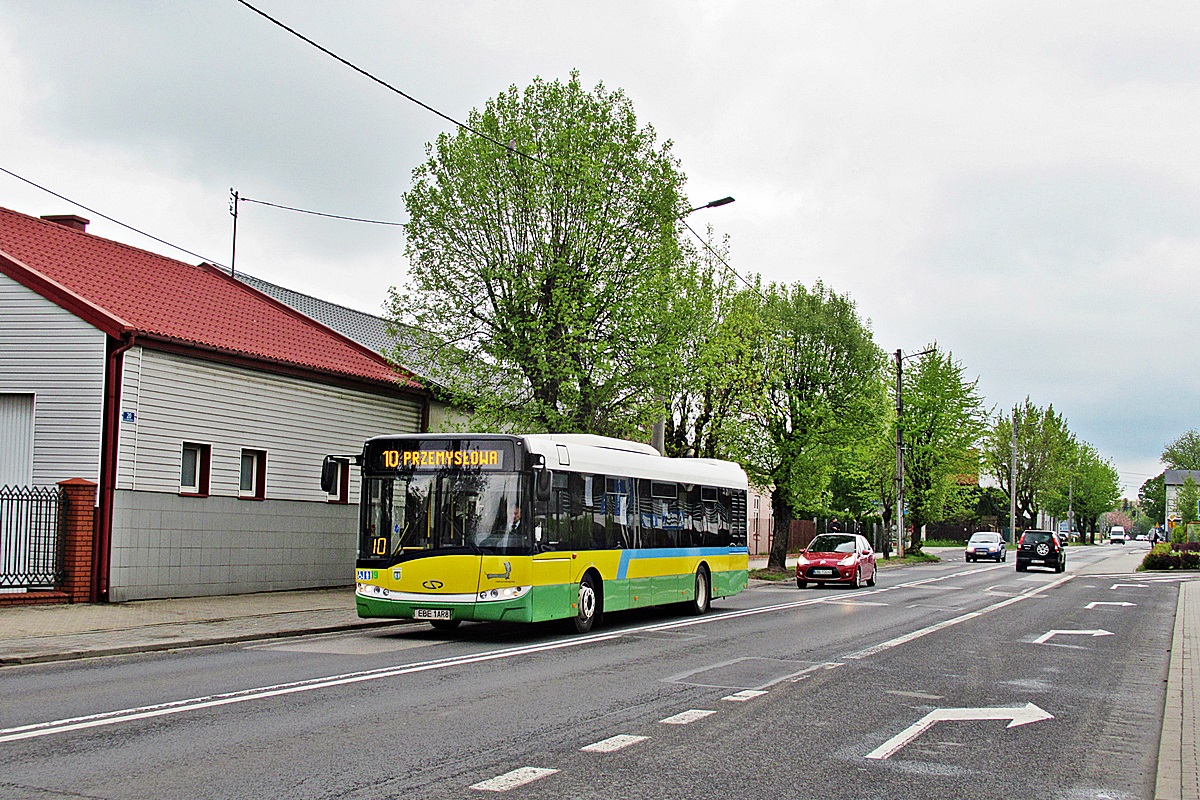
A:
767;491;793;571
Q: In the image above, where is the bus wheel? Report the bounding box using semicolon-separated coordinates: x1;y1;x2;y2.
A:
430;618;460;630
690;566;711;615
574;574;599;633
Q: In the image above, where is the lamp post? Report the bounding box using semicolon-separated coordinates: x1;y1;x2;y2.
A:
650;196;736;455
895;347;934;557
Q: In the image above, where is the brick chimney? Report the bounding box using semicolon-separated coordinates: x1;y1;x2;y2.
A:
40;214;89;232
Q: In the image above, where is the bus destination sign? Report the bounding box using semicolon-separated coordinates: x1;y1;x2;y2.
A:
370;440;512;472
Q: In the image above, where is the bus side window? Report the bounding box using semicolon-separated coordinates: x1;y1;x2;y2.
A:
606;476;634;549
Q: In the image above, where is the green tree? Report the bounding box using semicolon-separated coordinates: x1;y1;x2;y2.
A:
901;346;986;551
735;281;886;570
1066;444;1121;542
664;246;764;460
1175;476;1200;528
984;398;1074;532
1138;473;1166;525
1162;430;1200;470
392;71;693;436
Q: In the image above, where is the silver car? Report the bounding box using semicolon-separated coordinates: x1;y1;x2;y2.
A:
965;531;1007;562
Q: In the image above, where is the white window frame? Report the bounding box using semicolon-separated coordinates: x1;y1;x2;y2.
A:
326;457;349;504
180;442;211;497
239;448;267;500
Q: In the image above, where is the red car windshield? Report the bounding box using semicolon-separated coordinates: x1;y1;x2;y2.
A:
808;534;857;554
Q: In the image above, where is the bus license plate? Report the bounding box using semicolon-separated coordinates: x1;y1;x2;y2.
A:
415;608;451;620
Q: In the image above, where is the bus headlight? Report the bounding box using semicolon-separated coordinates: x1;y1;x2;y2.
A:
477;586;531;602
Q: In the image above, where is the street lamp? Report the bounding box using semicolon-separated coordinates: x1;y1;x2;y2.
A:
895;347;933;558
650;196;736;454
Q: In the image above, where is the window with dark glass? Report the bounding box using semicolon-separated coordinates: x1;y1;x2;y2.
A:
240;449;267;500
179;442;210;497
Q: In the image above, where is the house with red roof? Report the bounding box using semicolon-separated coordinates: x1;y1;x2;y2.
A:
0;206;431;602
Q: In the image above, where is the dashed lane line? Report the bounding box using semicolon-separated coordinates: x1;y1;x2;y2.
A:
659;709;718;725
470;767;558;792
580;734;648;753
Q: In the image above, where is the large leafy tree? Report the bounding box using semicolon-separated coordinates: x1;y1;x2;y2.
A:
735;281;887;570
392;71;694;436
663;243;764;460
1162;430;1200;470
1043;441;1121;542
1138;474;1166;526
900;346;986;550
984;398;1074;531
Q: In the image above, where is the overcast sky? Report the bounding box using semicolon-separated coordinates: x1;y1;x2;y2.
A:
2;1;1197;496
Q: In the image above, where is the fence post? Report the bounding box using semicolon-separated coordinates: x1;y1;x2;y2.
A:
57;479;97;604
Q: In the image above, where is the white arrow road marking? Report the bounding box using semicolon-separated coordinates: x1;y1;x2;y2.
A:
471;767;558;792
580;735;648;753
1033;629;1114;645
866;703;1053;760
1110;583;1148;589
1085;601;1136;609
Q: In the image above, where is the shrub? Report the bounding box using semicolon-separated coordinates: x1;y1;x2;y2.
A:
1141;542;1200;570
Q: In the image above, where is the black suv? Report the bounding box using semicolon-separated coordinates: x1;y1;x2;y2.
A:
1016;530;1066;573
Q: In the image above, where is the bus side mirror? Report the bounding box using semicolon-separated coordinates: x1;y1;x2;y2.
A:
320;456;339;494
536;469;553;502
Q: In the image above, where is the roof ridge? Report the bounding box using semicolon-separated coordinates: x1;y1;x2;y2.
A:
0;205;216;275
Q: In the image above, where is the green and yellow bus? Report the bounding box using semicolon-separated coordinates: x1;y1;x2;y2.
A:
324;433;749;633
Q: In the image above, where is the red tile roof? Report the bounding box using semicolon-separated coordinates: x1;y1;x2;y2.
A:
0;206;420;390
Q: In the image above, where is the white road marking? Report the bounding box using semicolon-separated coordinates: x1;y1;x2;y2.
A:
660;709;717;725
822;599;889;606
1110;583;1148;589
866;703;1054;760
580;734;648;752
722;690;768;702
1085;601;1136;609
470;767;558;792
845;573;1075;659
1032;629;1114;645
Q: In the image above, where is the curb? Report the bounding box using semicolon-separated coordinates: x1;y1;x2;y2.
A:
0;618;412;667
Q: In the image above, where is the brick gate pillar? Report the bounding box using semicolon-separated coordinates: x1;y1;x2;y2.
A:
57;478;97;604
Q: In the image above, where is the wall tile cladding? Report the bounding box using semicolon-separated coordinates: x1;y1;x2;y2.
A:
109;490;358;601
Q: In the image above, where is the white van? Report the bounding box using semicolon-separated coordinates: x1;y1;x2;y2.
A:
1109;525;1128;544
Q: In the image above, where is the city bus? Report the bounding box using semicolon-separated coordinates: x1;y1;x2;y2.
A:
323;433;749;633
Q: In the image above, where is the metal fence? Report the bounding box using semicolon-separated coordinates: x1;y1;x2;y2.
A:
0;485;65;590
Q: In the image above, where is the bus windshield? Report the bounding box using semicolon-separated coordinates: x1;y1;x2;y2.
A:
362;471;528;561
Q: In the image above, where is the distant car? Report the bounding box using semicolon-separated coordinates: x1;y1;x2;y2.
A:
1136;534;1148;542
1109;525;1128;544
797;533;877;589
965;531;1006;562
1017;530;1067;572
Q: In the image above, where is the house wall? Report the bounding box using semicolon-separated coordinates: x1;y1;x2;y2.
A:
0;272;106;487
110;347;425;600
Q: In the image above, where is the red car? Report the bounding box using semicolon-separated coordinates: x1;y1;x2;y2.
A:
796;533;877;589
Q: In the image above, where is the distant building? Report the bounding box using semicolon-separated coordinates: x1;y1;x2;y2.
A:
0;207;430;601
1165;469;1200;520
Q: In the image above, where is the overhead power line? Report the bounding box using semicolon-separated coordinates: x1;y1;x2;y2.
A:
240;196;403;226
0;165;227;268
231;0;755;291
233;0;547;168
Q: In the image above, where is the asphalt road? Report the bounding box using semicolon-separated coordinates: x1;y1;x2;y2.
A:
0;543;1185;800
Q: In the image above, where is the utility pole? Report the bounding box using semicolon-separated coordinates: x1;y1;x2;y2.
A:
895;349;905;558
1067;474;1074;541
229;188;239;278
1009;405;1018;544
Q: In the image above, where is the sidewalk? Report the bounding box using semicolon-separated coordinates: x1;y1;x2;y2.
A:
0;587;403;666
